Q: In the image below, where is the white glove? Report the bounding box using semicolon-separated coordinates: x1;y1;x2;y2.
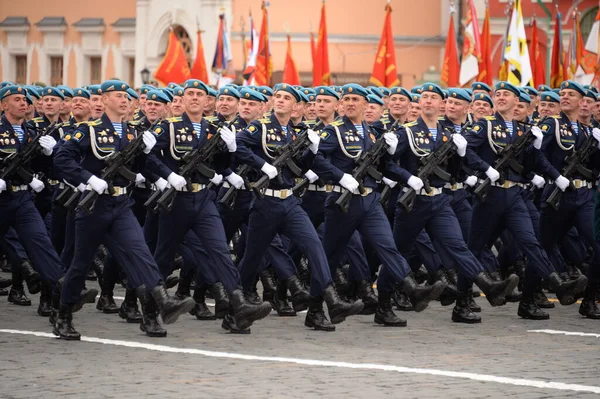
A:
407;175;424;191
220;126;237;152
593;128;600;149
135;173;146;188
155;177;169;191
87;175;108;195
210;173;223;186
485;167;500;183
225;172;244;189
339;173;360;194
307;129;320;154
382;177;397;188
77;183;86;193
464;175;478;187
384;132;398;155
531;174;545;189
304;169;319;183
555;175;570;192
260;163;278;179
452;134;468;157
28;177;44;193
167;172;187;191
531;126;543;150
0;178;6;194
142;131;157;154
39;136;57;156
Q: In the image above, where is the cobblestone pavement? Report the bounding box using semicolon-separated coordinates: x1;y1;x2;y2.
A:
1;274;600;399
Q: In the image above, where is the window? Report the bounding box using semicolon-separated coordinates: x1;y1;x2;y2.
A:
128;57;135;87
50;56;63;86
90;56;102;84
173;25;192;68
15;55;27;84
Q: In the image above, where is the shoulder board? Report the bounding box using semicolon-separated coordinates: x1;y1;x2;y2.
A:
167;116;182;123
258;118;270;124
483;116;496;121
380;118;390;124
330;119;344;127
203;116;219;122
62;121;71;127
74;121;88;127
437;116;446;121
31;117;44;123
403;121;418;128
85;118;102;127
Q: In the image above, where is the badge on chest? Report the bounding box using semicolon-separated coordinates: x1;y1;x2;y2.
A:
95;129;118;152
175;126;194;151
0;131;17;154
265;127;286;150
558;123;576;146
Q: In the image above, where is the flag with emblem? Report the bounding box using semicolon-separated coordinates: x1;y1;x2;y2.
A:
282;34;301;85
581;6;600;85
212;13;236;88
154;29;191;85
478;6;492;85
440;7;459;88
191;28;209;83
503;0;532;86
242;11;259;85
369;3;400;87
312;0;331;86
529;17;546;86
550;11;564;88
459;0;481;87
498;3;514;82
254;1;272;86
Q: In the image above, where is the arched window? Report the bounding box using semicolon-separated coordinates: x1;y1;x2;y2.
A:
581;6;599;44
173;25;193;68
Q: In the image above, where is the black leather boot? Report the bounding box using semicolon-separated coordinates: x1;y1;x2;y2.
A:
222;312;251;334
37;281;53;317
210;282;230;319
579;284;600;319
401;274;445;312
392;287;414;311
518;289;549;320
452;291;481;324
547;272;587;306
164;274;179;289
374;291;407;327
230;289;272;330
20;260;41;295
356;280;378;315
53;303;81;340
0;275;12;289
284;275;310;311
333;267;352;297
434;269;457;306
323;284;363;324
96;279;119;314
474;271;519;307
137;287;167;337
273;281;296;317
260;267;277;304
86;269;97;281
72;287;99;313
533;287;555;309
304;296;335;332
8;268;31;306
151;285;196;324
244;284;262;305
190;285;216;320
505;286;523;303
174;272;192;300
467;288;481;312
119;288;143;323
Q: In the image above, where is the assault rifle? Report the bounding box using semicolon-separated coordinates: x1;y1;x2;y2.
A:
218;164;253;209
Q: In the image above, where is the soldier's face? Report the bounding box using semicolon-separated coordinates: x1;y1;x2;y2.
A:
408;102;422;121
42;96;63;117
183;88;207;115
90;95;105;118
217;95;239;118
71;97;91;120
1;94;27;120
171;96;184;116
528;95;538;115
580;97;595;119
60;97;72;116
494;90;517;113
364;103;383;124
472;100;492;120
388;94;410;118
291;101;305;119
204;96;216;113
315;95;337;120
445;98;468;122
238;98;262;122
342;94;366;120
139;94;147;111
538;101;560;117
559;89;582;113
304;102;317;120
145;100;167;123
419;92;441;118
102;91;129;117
595;102;600;120
273;91;295;114
513;102;529;122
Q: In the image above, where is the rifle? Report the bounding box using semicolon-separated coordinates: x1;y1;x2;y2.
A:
473;128;536;202
76;122;148;215
397;137;456;213
155;130;223;213
545;132;598;211
335;135;388;213
251;130;311;199
218;164;253;210
0;122;62;190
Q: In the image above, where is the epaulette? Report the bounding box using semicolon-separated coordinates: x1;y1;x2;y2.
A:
380;118;390;124
62;121;71;127
203;115;219;122
437;116;446;121
403;121;418;128
74;120;88;127
330;118;344;127
304;119;317;126
483;116;496;121
86;118;102;127
258;118;270;124
167;116;182;123
31;117;44;124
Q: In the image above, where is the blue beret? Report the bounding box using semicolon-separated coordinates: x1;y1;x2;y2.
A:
35;86;45;96
183;79;209;93
442;89;449;99
421;82;445;98
537;84;551;92
302;88;316;102
127;88;139;100
585;89;598;101
25;92;34;105
172;85;184;97
494;81;520;97
390;87;411;99
448;88;472;102
101;80;129;93
411;93;421;103
560;80;586;96
410;85;422;94
239;87;266;102
518;88;532;104
259;86;273;97
297;90;310;103
293;85;304;92
465;88;473;97
274;83;301;102
0;81;13;89
367;94;384;106
584;84;599;94
341;83;369;99
472;93;493;106
88;84;102;96
247;85;258;91
0;85;26;99
41;86;65;100
167;82;179;90
73;87;91;99
368;86;384;99
140;84;155;95
158;88;173;102
471;81;492;93
218;86;240;99
315;86;340;99
380;87;391;96
207;87;218;97
539;91;560;103
57;85;74;98
146;89;171;104
523;86;539;96
24;85;40;100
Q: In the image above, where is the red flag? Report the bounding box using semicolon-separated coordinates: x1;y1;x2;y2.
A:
310;31;316;79
191;30;209;82
254;1;272;86
282;35;301;85
154;29;191;86
312;1;331;86
529;18;546;87
550;12;564;88
440;15;459;87
478;7;492;85
369;3;400;87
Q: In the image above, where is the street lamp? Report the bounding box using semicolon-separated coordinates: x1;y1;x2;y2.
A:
140;67;150;84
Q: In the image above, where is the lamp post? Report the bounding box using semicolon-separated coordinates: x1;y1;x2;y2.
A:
140;67;150;84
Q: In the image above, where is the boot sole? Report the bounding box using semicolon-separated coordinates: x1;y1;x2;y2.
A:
329;301;364;324
37;308;52;317
119;309;143;323
26;275;42;295
411;282;446;313
304;320;336;332
451;315;482;324
517;309;550;320
221;320;251;334
486;276;519;307
374;317;407;327
140;325;167;337
52;328;81;340
161;298;196;324
557;277;588;306
235;303;272;330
